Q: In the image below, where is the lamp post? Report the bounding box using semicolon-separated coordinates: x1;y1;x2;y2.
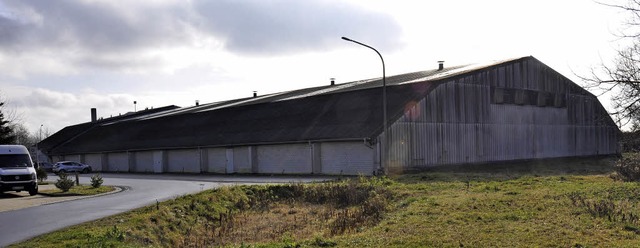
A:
36;124;43;166
341;36;387;174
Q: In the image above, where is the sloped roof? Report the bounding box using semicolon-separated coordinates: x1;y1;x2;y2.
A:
39;105;180;154
41;56;582;155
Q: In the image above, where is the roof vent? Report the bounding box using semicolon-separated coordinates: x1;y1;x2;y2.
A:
90;108;97;122
438;61;444;71
195;100;199;106
253;91;257;98
330;78;335;85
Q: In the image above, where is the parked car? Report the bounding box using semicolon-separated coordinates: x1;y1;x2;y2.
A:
36;162;54;172
53;161;92;174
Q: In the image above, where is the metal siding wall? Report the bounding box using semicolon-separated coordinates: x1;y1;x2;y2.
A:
321;142;374;175
206;148;227;173
133;151;154;173
107;153;129;172
257;144;312;174
233;147;251;173
387;59;619;169
84;154;103;172
167;149;200;173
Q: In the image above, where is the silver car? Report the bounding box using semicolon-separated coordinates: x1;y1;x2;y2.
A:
53;161;92;174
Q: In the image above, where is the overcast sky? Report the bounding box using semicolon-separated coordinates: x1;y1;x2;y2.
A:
0;0;629;135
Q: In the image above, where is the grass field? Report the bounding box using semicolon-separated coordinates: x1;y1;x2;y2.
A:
13;156;640;247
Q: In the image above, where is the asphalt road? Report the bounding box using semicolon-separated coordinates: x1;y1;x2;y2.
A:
0;173;333;247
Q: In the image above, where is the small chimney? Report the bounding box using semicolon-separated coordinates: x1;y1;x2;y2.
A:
195;100;199;106
90;108;97;122
253;91;257;98
330;78;335;86
438;61;445;71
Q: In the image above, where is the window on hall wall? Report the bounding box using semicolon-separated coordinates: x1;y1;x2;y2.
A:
553;94;567;108
493;88;504;104
537;91;550;107
491;87;566;108
491;87;515;104
515;89;530;105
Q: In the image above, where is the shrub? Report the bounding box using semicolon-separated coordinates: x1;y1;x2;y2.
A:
36;166;47;183
91;174;104;188
103;225;126;242
55;173;75;192
612;154;640;182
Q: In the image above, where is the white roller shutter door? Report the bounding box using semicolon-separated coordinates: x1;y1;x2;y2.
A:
167;149;200;173
65;155;81;162
258;144;312;174
206;148;227;173
107;153;129;172
321;142;374;175
134;151;154;173
84;154;103;172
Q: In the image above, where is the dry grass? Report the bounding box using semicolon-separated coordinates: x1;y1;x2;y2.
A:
182;202;339;246
12;177;392;247
16;156;640;248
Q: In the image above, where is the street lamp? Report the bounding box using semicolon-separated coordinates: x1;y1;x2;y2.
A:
36;124;43;166
341;36;387;174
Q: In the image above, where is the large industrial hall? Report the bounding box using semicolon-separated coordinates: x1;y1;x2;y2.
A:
38;56;620;175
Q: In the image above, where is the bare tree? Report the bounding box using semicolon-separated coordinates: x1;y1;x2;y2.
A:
0;92;34;145
0;100;16;144
0;93;22;125
11;123;38;147
582;0;640;129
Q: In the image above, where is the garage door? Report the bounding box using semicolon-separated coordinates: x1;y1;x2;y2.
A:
84;154;103;172
321;142;374;175
65;155;81;163
167;149;200;173
232;147;251;173
206;148;227;173
107;153;129;172
258;144;311;174
133;151;154;173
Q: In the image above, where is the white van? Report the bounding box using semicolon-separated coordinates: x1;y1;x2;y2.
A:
0;145;38;195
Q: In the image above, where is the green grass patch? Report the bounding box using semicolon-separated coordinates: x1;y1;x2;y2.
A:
14;156;640;247
39;185;115;196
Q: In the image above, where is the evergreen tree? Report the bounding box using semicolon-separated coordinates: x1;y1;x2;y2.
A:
0;101;16;144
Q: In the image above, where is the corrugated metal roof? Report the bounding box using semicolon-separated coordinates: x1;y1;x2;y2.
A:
40;56;552;155
39;105;180;153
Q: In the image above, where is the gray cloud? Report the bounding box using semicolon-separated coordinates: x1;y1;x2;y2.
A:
193;0;403;55
0;0;402;71
0;0;191;71
8;87;136;132
1;1;190;52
